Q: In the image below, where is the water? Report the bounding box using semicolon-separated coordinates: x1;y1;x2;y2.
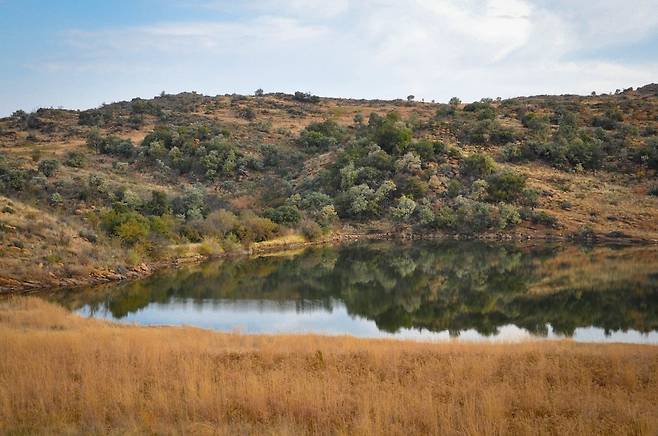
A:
47;241;658;343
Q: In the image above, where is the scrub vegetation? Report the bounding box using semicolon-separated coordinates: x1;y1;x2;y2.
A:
1;85;658;291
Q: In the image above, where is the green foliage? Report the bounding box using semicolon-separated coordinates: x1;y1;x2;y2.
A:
367;112;412;154
87;130;136;158
486;170;527;202
145;191;171;216
521;209;559;227
173;186;206;221
293;91;320;103
460;153;496;178
48;192;63;206
343;184;375;218
298;119;346;151
641;137;658;170
264;204;301;226
100;206;151;245
64;151;86;168
390;195;416;223
446;179;463;198
38;159;59;177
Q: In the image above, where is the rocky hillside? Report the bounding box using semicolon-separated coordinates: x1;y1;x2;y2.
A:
1;87;657;291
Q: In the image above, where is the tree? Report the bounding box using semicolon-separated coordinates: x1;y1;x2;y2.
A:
368;112;412;154
449;97;461;107
391;195;416;223
255;88;264;97
264;204;301;226
407;95;415;102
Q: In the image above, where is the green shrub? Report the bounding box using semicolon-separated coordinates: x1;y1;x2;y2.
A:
486;171;527;202
264;204;301;226
293;91;320;103
38;159;59;177
460;153;495;178
390;195;416;223
48;192;63;206
497;203;521;230
64;151;86;168
367;112;412;154
446;179;463;198
145;191;171;216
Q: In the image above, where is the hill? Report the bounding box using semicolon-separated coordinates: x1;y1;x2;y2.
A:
1;87;657;291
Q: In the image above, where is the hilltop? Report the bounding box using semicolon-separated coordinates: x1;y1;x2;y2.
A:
1;87;657;291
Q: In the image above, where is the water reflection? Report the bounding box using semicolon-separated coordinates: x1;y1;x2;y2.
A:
48;241;658;343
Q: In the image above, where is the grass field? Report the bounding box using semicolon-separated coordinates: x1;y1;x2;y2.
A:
1;297;657;435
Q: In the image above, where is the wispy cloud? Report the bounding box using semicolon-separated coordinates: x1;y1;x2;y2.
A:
11;0;658;114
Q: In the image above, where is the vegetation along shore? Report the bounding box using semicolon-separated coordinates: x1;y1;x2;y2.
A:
2;86;658;292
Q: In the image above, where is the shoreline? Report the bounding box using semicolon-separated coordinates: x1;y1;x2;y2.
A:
3;229;657;295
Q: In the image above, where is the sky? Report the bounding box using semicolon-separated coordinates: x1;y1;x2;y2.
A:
1;0;657;116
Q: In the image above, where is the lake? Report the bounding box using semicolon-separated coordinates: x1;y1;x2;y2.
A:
45;240;658;343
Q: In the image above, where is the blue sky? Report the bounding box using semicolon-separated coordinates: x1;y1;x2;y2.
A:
1;0;657;116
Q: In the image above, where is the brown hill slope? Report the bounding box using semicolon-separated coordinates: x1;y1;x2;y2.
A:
1;89;657;291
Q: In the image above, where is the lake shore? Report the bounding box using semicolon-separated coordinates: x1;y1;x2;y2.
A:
1;296;657;435
3;226;657;294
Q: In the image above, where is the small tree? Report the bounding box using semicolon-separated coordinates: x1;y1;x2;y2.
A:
391;195;416;223
407;95;415;102
449;97;461;107
255;88;264;97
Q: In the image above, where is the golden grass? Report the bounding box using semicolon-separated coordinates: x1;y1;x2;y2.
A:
1;297;657;435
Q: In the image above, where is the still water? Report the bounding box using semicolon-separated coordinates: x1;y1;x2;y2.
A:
47;241;658;343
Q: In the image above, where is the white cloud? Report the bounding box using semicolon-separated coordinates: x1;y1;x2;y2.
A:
27;0;658;106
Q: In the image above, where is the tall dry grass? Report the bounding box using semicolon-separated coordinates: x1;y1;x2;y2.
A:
1;297;657;435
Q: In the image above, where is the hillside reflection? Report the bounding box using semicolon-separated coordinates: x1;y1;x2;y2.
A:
49;241;658;338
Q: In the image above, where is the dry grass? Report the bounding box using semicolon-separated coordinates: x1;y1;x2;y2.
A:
1;297;657;435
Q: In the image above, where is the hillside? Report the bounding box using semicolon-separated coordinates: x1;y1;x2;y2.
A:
1;87;657;291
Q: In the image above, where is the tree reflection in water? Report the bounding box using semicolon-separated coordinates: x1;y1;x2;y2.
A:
49;241;658;338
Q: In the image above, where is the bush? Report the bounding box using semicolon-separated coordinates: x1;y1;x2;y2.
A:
486;171;527;202
390;195;416;223
298;119;346;151
293;91;320;103
264;204;301;226
145;191;171;216
38;159;59;177
460;153;495;178
300;218;323;241
497;203;521;230
237;213;278;243
64;151;86;168
523;209;559;227
446;179;463;198
48;192;63;206
455;197;496;232
367;112;412;154
100;207;151;245
198;237;224;256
